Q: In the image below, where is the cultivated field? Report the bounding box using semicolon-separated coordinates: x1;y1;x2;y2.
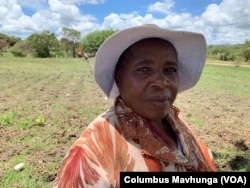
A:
0;57;249;187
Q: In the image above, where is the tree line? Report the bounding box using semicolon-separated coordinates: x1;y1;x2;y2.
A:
207;41;250;63
0;28;116;59
0;28;249;63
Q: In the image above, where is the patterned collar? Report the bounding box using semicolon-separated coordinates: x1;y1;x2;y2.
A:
114;97;212;171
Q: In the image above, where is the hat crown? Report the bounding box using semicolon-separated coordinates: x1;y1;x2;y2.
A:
94;25;207;99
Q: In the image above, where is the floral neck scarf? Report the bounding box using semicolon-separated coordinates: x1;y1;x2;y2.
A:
115;97;216;171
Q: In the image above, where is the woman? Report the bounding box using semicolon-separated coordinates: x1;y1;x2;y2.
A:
54;25;217;188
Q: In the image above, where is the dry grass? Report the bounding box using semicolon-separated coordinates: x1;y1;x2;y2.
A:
0;57;249;187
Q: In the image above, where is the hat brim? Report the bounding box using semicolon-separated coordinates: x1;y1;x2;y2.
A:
94;25;207;99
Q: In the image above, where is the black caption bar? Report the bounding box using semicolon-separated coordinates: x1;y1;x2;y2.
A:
120;172;250;188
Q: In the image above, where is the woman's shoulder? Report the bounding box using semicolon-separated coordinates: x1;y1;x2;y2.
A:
77;107;118;138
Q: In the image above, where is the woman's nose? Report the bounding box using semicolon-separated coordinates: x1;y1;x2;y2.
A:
152;72;169;88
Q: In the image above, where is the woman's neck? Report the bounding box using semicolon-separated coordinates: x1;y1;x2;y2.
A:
148;119;177;147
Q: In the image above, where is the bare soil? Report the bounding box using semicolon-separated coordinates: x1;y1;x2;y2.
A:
0;60;249;187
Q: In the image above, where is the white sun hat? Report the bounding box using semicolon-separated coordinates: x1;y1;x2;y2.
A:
94;24;207;99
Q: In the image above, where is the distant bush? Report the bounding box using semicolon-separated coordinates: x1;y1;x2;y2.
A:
10;47;27;57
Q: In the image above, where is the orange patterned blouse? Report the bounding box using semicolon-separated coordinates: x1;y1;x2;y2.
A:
54;97;216;188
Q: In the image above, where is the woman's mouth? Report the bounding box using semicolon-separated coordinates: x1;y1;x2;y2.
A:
147;96;171;106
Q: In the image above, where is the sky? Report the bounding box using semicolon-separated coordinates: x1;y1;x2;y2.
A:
0;0;250;45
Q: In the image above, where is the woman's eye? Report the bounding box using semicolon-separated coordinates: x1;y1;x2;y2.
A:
164;67;177;73
137;67;151;72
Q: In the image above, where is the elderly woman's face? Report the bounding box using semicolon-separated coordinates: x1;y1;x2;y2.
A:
115;38;179;120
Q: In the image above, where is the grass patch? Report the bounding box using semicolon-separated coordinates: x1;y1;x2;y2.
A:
0;58;249;187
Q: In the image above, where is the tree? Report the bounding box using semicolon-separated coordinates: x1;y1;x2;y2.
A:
208;45;236;61
81;29;117;56
60;38;72;58
10;40;32;57
0;33;21;56
242;39;250;62
27;30;59;58
61;28;81;58
0;34;8;56
8;36;21;46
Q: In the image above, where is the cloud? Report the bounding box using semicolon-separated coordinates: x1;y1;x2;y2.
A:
0;0;249;44
200;0;250;44
0;0;97;38
48;0;81;23
148;0;175;14
0;2;23;21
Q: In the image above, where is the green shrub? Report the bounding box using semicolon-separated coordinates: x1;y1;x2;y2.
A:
10;47;27;57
